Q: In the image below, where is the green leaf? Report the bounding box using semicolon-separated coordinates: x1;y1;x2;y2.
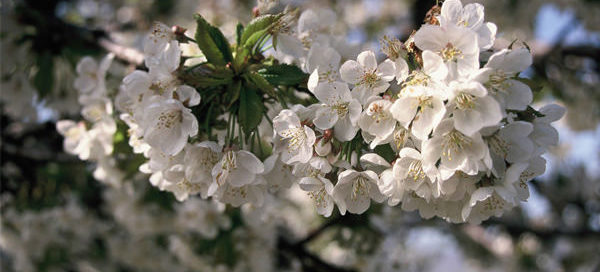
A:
235;22;243;46
243;29;270;50
257;64;308;86
374;144;396;162
227;80;242;108
194;14;232;66
238;86;264;134
240;14;281;46
34;53;54;98
245;72;276;98
178;63;233;88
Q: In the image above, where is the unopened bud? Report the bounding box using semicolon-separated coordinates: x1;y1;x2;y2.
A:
253;7;260;17
322;129;333;141
172;25;187;36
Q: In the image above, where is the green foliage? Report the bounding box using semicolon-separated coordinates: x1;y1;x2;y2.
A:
244;71;277;98
240;14;281;47
194;14;233;66
238;86;264;134
179;63;234;88
235;23;244;46
374;144;396;162
257;64;308;86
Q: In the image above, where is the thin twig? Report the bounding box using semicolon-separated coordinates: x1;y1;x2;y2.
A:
98;38;145;67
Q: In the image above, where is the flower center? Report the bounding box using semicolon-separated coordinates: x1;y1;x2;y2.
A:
407;160;426;182
351;176;370;200
177;179;202;192
280;127;307;151
483;194;504;211
318;68;338;83
308;188;328;208
417;96;434;113
331;102;350;118
441;43;462;62
200;150;220;169
402;71;430;87
441;130;472;161
393;128;409;150
381;35;404;60
216;151;236;186
156;110;182;130
455;92;476;110
486;134;509;157
486;70;512;94
368;103;390;123
361;71;379;87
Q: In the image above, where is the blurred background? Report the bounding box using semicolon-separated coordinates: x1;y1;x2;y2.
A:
1;0;599;271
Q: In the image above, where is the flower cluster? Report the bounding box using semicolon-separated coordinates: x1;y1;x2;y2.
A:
271;0;564;223
57;54;124;187
60;0;564;224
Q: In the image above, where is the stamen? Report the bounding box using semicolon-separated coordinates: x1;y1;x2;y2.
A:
441;130;472;161
455;92;476;110
280;127;307;151
440;43;463;62
351;176;371;200
407;160;426;182
156;110;183;129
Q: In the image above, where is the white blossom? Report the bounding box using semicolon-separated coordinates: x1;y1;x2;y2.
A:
208;150;265;197
438;0;497;50
390;86;446;141
413;24;479;79
313;82;362;141
273;109;316;164
446;80;502;136
141;98;198;155
333;169;386;215
473;48;533;111
339;50;396;104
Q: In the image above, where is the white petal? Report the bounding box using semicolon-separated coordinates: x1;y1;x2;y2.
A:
334;116;359;141
313;107;338;130
357;50;377;71
422;51;448;80
390;97;418;128
339;60;363;84
237;150;265;174
504;79;532;111
377;59;396;82
394;58;409;83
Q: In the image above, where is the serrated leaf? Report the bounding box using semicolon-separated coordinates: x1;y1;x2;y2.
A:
257;64;308;86
240;14;281;46
34;53;54;98
194;14;232;66
245;72;276;98
238;86;264;134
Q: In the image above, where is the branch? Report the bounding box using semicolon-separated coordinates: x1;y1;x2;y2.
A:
278;236;357;272
17;1;144;68
98;38;144;67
